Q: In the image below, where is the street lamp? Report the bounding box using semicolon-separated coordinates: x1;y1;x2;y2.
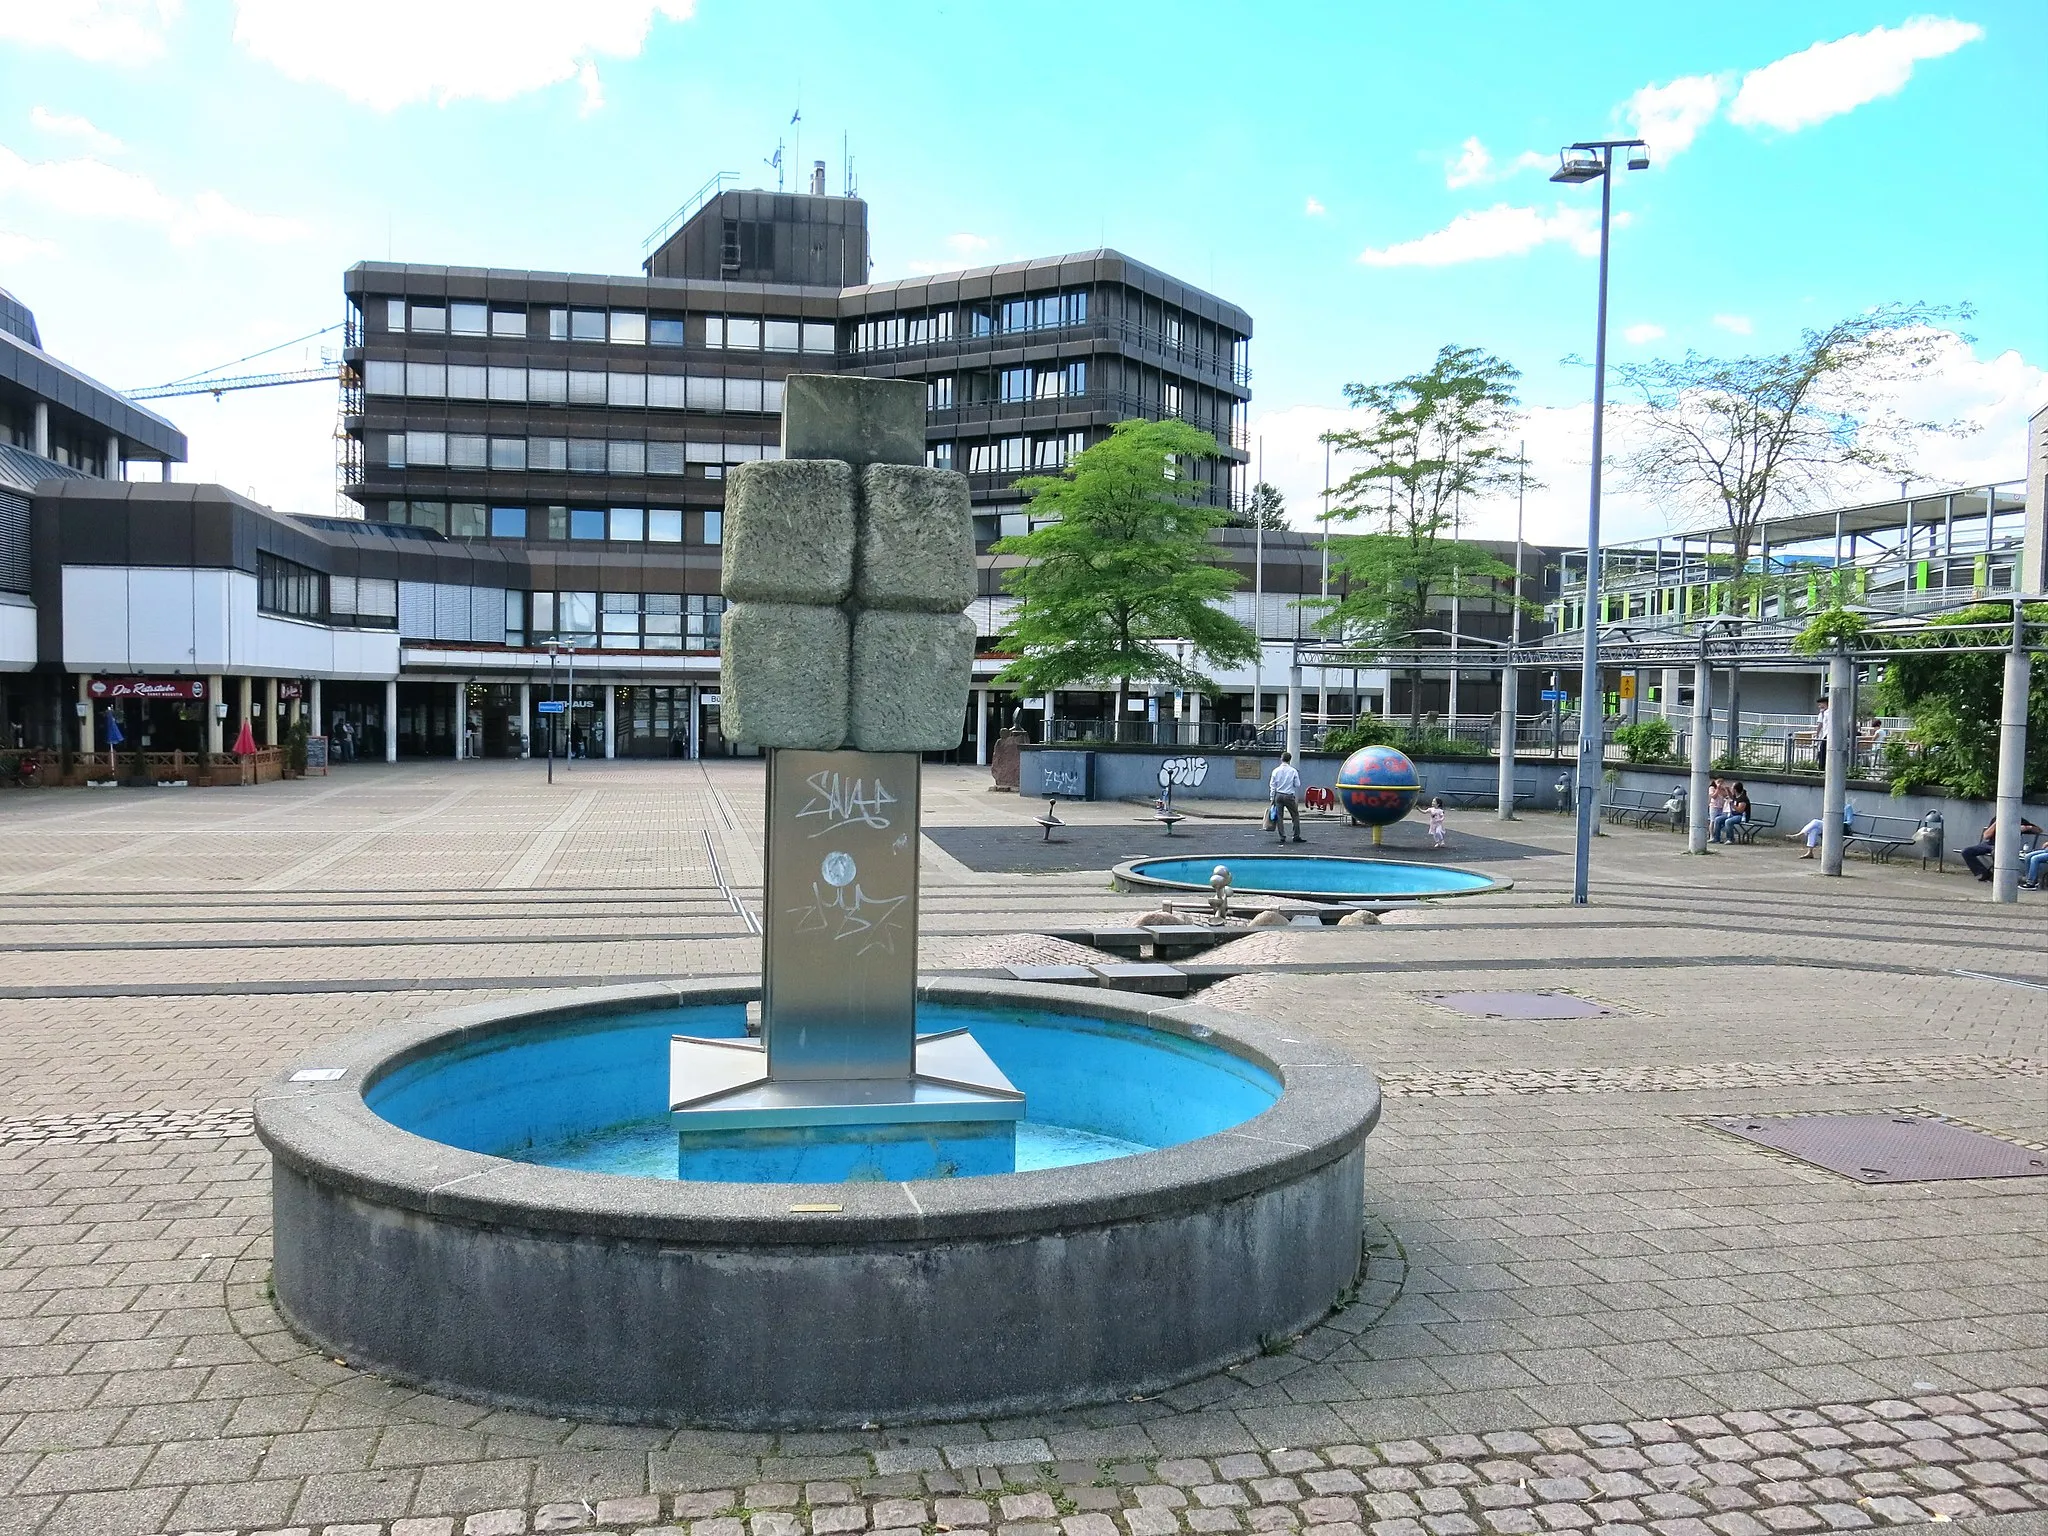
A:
1550;136;1648;905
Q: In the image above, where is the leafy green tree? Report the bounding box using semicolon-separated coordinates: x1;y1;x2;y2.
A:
1872;602;2048;797
1244;481;1288;531
993;420;1259;726
1316;345;1531;726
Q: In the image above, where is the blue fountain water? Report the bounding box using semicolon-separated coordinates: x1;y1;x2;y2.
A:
1130;855;1496;898
366;1002;1280;1182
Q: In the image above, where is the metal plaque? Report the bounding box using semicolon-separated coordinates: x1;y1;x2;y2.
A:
1432;991;1609;1019
1705;1111;2048;1183
761;747;921;1081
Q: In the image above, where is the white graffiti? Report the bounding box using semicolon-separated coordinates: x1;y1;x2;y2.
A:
794;771;896;836
787;880;910;955
1158;755;1210;789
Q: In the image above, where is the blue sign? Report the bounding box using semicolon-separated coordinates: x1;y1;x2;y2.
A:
1540;689;1568;702
537;700;568;714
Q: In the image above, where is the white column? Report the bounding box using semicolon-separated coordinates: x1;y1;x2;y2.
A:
689;684;701;758
603;686;616;759
1993;619;2030;903
78;675;94;754
1285;664;1302;760
1497;662;1518;821
519;682;532;758
453;682;465;759
206;675;223;755
310;679;322;736
105;434;121;481
974;688;989;766
32;403;48;459
384;680;398;762
160;460;172;483
1687;654;1711;854
1660;667;1682;722
239;676;253;747
1822;649;1854;878
264;678;279;747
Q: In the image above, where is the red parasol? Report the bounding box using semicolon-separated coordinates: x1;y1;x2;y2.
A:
232;719;257;755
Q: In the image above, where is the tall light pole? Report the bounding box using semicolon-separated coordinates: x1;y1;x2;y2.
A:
1551;137;1648;905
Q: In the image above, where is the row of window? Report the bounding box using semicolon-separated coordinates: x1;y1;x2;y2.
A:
258;553;322;619
379;432;778;476
379;300;832;354
847;291;1090;355
382;501;723;545
362;362;788;413
531;591;726;650
935;433;1088;475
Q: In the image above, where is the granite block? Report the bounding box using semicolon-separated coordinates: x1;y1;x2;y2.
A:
721;602;850;750
722;459;856;604
849;610;975;753
781;375;926;467
856;464;975;613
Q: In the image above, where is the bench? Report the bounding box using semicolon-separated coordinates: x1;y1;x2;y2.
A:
1724;802;1781;844
1606;786;1686;830
1843;812;1923;863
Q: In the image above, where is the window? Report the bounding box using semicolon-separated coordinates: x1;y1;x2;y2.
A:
609;507;644;542
1164;383;1183;418
703;509;723;545
927;377;953;411
999;512;1028;540
364;361;403;395
529;369;567;403
763;319;801;353
490;506;526;538
686;376;722;410
728;378;764;413
610;310;645;345
802;321;835;354
686;593;726;647
1034;432;1085;469
727;317;760;350
570;309;606;342
647;375;686;409
450;302;488;336
569;370;606;406
727;218;775;271
1000;437;1028;472
384;434;406;469
569;509;605;540
1036;361;1086;400
491;309;526;338
548;308;569;341
568;439;605;473
1164;314;1182;351
447;365;487;400
608;373;646;408
504;589;525;644
258;552;323;619
409;500;447;533
607;441;645;475
644;592;682;648
967;442;996;474
999;368;1031;404
405;361;446;397
648;442;687;475
648;508;683;542
559;590;596;643
384;299;406;332
649;314;687;346
448;434;487;469
543;506;568;539
410;304;446;334
704;317;724;348
763;379;785;414
968;308;993;338
528;438;567;471
490;437;523;470
926;443;954;471
331;575;397;620
530;592;555;633
1001;299;1031;334
450;503;487;538
908;311;953;346
405;430;447;467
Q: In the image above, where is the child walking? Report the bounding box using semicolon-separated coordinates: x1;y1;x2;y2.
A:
1425;796;1447;849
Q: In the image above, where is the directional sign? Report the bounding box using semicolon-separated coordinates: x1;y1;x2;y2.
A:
537;700;568;714
1540;689;1568;702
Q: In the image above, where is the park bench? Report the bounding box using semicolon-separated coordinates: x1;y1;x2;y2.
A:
1725;802;1781;844
1433;787;1497;809
1843;812;1923;863
1606;786;1686;830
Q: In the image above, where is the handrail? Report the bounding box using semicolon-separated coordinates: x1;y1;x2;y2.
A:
640;172;740;257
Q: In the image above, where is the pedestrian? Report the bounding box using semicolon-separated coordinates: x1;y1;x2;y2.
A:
1814;694;1830;774
1960;816;2045;883
1707;777;1728;842
1268;752;1304;844
1720;781;1752;843
1425;796;1447;849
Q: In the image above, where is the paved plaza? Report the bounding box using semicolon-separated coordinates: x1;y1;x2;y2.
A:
0;761;2042;1536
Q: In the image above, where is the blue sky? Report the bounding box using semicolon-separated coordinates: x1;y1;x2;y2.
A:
2;1;2042;544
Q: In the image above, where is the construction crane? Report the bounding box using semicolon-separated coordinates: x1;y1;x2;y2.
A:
125;323;343;400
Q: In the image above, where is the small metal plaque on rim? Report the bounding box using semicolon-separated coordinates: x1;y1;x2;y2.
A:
290;1068;346;1082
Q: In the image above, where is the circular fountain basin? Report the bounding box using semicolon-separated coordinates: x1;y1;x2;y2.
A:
256;978;1379;1429
1115;853;1508;902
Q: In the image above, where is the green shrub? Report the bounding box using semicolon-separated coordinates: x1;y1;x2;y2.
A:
1612;719;1674;764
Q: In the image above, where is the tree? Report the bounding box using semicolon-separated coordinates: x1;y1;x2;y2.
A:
1870;603;2048;798
1315;345;1531;727
993;420;1259;728
1615;303;1972;760
1244;481;1288;531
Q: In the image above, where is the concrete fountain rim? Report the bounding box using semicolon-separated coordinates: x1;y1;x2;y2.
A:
253;976;1380;1248
1113;851;1512;902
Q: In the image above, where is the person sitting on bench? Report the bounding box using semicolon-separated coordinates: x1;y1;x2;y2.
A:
1961;816;2043;882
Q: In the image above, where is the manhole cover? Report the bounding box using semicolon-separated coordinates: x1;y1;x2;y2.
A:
1705;1111;2048;1183
1432;991;1609;1019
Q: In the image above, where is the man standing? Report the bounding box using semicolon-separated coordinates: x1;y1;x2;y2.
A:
1814;694;1830;775
1269;752;1304;845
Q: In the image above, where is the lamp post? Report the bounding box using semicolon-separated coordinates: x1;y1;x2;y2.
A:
545;639;558;786
1550;137;1648;905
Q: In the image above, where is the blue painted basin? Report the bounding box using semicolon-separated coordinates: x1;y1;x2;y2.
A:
1120;854;1502;900
366;1001;1280;1182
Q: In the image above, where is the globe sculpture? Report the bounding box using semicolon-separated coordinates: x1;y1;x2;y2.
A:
1336;745;1422;844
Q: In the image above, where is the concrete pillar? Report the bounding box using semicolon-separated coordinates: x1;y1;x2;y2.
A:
238;676;253;747
453;683;465;759
1660;667;1682;722
264;678;279;747
1285;664;1302;760
1497;662;1518;820
207;674;223;755
160;460;172;483
688;683;701;759
603;686;616;759
519;682;532;758
974;688;989;766
1993;615;2030;903
384;680;398;762
78;674;94;754
1687;654;1711;854
289;692;302;729
310;680;322;736
32;403;48;459
105;434;120;481
1821;649;1853;877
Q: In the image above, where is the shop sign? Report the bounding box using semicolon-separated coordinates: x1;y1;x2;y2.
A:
87;677;206;701
278;681;305;700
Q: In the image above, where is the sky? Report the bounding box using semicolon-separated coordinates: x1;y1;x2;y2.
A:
1;0;2044;550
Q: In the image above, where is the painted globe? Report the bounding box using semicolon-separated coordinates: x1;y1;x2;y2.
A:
1335;745;1422;827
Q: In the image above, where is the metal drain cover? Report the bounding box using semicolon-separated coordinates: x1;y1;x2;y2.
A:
1706;1112;2048;1183
1433;991;1609;1019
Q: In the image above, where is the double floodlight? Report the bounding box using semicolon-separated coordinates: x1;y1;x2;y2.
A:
1550;140;1651;183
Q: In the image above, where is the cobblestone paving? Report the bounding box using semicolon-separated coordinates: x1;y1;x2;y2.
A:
0;763;2041;1536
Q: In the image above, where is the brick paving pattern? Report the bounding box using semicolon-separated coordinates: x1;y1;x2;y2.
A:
0;762;2039;1536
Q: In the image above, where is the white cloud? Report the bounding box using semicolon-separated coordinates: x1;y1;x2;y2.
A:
29;107;125;156
575;61;605;116
1624;323;1666;345
0;0;180;66
0;146;304;245
1729;17;1983;133
1304;196;1325;217
1622;73;1724;161
230;0;695;111
945;232;992;256
1444;137;1547;189
1712;314;1754;335
0;230;61;264
1359;203;1604;268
